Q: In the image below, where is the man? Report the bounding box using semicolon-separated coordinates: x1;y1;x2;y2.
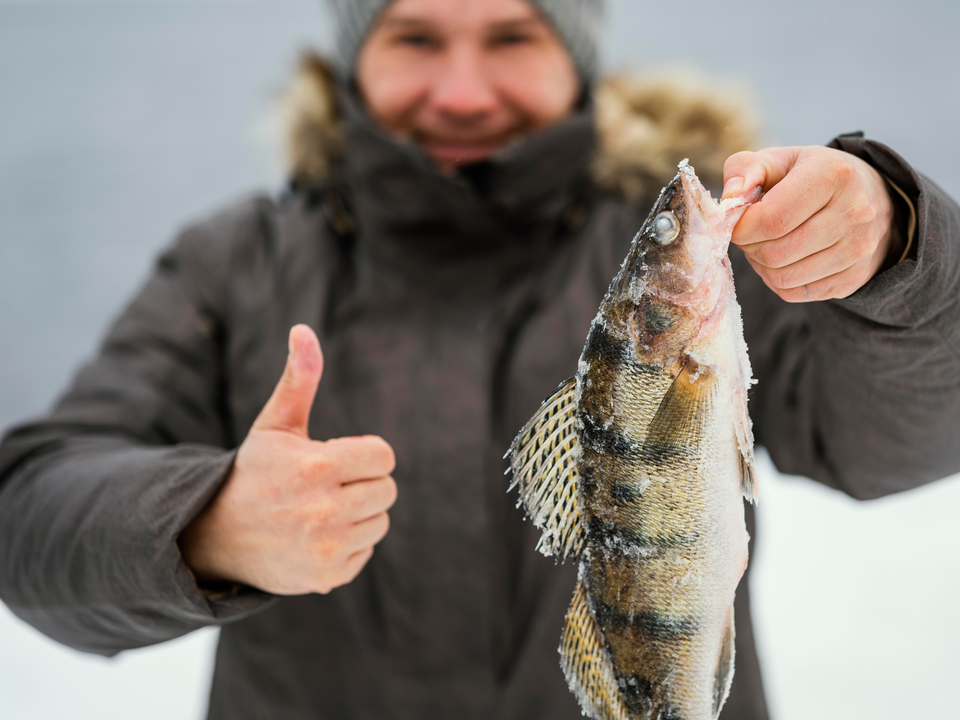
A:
1;0;958;718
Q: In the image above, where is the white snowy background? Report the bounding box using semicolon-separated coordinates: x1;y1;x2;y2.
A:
1;1;958;718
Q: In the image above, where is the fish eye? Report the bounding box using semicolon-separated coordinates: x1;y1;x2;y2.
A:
652;211;680;246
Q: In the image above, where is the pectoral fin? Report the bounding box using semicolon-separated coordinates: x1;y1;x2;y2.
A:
642;361;716;461
712;606;737;719
560;578;630;720
507;377;585;559
734;386;758;504
739;449;758;504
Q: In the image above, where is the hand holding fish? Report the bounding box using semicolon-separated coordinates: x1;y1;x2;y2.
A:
722;146;897;302
179;325;397;595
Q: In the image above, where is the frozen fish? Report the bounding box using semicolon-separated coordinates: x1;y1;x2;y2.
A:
508;161;759;720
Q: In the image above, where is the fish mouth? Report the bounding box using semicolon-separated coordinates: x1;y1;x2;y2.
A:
676;160;757;247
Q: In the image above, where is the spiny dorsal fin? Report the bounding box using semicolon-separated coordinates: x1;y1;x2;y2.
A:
507;377;586;559
712;606;737;719
560;578;630;720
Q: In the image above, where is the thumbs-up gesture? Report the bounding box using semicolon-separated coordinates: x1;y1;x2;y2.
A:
180;325;397;595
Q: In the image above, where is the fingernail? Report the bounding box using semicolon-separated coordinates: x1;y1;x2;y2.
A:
722;176;744;199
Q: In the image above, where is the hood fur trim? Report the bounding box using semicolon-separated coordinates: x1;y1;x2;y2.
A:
284;53;759;199
285;54;345;187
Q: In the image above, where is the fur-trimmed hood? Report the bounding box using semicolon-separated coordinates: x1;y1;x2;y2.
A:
283;53;758;201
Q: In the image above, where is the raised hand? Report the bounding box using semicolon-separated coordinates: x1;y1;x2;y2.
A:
179;325;397;595
722;146;898;302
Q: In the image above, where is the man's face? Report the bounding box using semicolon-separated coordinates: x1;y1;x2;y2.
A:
356;0;580;174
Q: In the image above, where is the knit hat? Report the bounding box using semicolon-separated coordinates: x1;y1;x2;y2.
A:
324;0;604;82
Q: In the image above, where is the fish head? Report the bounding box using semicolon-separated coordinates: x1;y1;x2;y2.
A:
606;160;760;368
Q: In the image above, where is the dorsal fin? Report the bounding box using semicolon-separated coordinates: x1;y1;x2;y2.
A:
507;377;586;559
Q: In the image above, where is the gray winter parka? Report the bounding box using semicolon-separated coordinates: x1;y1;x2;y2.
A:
1;58;959;720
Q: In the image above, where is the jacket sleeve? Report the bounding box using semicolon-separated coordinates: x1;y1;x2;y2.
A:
739;136;960;500
0;202;276;655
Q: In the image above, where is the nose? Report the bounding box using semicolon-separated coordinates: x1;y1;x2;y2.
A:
429;46;498;122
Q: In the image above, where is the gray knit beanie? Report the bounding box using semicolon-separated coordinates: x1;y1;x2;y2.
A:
324;0;603;82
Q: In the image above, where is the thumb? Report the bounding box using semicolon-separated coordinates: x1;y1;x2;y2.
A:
253;324;324;436
722;147;801;200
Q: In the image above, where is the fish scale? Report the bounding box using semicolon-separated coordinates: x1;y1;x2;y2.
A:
508;161;758;720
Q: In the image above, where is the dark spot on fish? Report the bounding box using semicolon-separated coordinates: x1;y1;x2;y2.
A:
633;611;699;640
643;299;675;335
585;515;698;552
639;441;691;466
578;417;636;457
582;323;629;366
609;480;640;502
585;517;619;547
617;674;656;707
593;599;699;640
579;464;600;495
658;704;685;720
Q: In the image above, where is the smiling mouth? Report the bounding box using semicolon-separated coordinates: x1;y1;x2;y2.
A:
418;133;516;165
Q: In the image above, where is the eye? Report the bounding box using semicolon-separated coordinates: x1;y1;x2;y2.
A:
651;211;680;246
490;31;534;47
395;33;441;49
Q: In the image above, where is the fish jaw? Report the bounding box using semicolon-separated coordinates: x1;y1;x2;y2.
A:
671;160;758;323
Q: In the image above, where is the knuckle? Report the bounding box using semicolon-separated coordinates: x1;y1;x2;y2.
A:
846;197;877;227
313;536;342;565
829;155;855;186
765;266;788;290
753;242;780;268
758;211;787;240
850;231;875;260
298;453;333;483
310;494;339;526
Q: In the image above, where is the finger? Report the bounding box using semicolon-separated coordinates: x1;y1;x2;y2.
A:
752;218;877;292
740;205;840;270
722;147;800;200
314;547;374;595
343;512;391;555
253;325;324;436
342;546;375;583
339;475;398;521
732;153;841;248
773;260;875;303
745;248;873;303
315;435;397;485
329;547;376;593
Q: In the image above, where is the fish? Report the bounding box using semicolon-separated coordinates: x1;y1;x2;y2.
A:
507;160;759;720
